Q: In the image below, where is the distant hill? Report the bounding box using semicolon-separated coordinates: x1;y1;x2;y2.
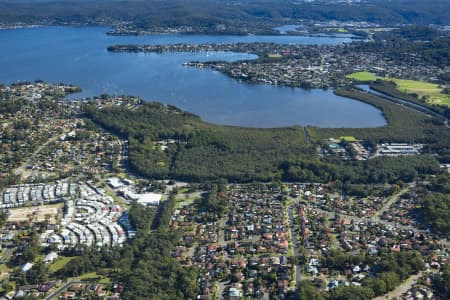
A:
1;0;450;30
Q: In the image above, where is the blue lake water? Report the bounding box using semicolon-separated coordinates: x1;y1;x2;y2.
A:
0;26;386;128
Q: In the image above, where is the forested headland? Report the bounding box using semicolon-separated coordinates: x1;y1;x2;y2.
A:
82;87;448;184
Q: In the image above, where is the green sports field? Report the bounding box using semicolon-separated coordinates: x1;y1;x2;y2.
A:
339;136;359;142
386;78;450;107
346;71;450;107
345;71;378;81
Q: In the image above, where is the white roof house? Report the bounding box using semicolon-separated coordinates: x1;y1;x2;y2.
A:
43;252;58;264
22;262;34;272
107;177;123;189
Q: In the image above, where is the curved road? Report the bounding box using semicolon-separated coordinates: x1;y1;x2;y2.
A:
46;281;88;300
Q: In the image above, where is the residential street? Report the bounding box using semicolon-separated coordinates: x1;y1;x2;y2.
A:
288;200;302;285
373;271;427;300
371;185;412;221
46;281;88;300
13;131;69;180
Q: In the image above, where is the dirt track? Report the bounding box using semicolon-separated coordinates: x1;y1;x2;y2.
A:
8;205;61;223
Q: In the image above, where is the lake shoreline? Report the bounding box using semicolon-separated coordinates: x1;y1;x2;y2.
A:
0;26;386;128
